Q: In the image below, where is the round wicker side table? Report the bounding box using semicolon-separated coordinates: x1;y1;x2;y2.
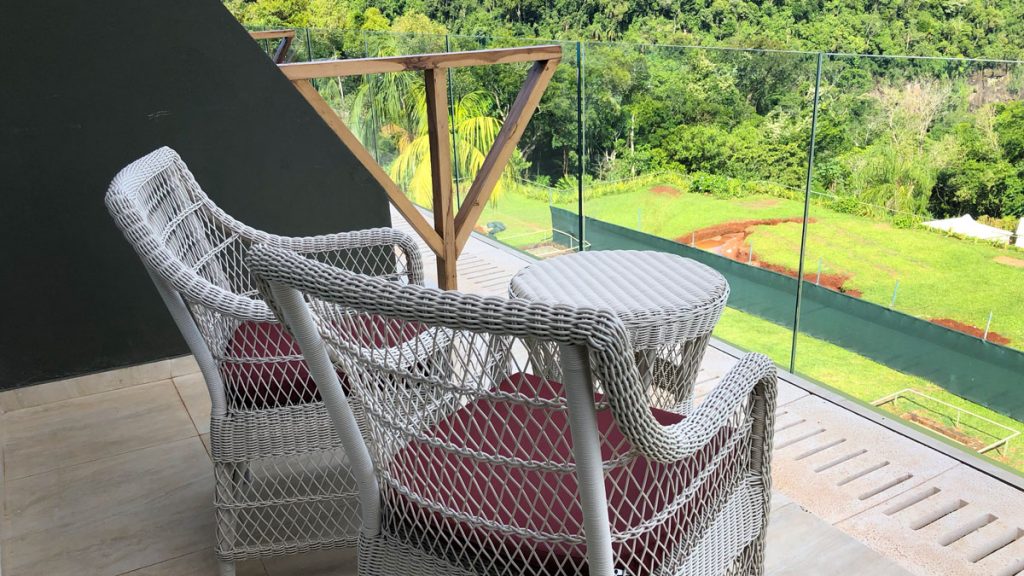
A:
510;250;729;410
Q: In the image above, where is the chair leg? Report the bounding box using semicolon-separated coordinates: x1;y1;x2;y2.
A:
215;462;241;576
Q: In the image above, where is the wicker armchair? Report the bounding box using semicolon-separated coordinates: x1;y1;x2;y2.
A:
104;147;424;576
247;244;778;576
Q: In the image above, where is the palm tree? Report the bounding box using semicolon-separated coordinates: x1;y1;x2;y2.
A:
349;71;420;154
350;80;517;207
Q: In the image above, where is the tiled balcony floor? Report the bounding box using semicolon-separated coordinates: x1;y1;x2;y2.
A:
0;349;911;576
0;221;1020;575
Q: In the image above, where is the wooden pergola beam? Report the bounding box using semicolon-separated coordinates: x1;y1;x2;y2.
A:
280;45;562;80
249;29;295;64
249;29;296;40
277;45;562;289
424;68;458;289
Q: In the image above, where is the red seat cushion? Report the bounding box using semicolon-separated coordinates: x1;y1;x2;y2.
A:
388;373;742;575
221;318;425;409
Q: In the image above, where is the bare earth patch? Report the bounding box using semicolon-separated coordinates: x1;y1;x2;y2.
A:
900;411;989;451
995;255;1024;268
650;185;681;197
676;218;863;296
929;318;1011;345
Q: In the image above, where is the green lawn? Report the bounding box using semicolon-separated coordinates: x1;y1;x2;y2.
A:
714;307;1024;474
472;191;564;249
585;189;804;240
488;182;1024;346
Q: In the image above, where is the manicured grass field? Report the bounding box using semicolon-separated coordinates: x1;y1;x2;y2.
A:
485;181;1024;346
581;188;1024;344
473;190;562;249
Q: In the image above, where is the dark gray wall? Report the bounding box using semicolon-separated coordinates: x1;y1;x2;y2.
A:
0;1;391;388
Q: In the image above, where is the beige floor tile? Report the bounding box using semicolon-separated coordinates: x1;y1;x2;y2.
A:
5;437;208;539
771;395;958;524
174;373;212;435
119;550;266;576
838;464;1024;576
771;489;794;511
0;379;77;412
774;380;809;408
696;346;736;384
4;380;196;480
72;360;174;397
199;433;212;460
261;547;358;576
0;389;22;413
169;355;201;378
0;410;5;541
0;360;182;414
765;504;910;576
3;437;214;576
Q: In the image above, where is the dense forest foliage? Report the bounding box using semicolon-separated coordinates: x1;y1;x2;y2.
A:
227;0;1024;58
227;0;1024;223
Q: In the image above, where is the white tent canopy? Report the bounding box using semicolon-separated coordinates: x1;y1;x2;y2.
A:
923;214;1015;244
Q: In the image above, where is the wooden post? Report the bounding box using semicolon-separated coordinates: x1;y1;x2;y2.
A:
424;68;458;289
273;45;562;289
249;29;296;64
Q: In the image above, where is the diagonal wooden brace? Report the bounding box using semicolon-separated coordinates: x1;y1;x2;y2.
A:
279;46;562;289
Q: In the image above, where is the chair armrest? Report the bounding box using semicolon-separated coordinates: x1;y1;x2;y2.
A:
204;197;424;285
262;228;425;287
608;352;777;465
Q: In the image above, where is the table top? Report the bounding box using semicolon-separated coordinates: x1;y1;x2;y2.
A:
510;250;729;344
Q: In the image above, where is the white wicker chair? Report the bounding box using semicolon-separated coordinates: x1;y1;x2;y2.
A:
247;244;778;576
105;147;425;575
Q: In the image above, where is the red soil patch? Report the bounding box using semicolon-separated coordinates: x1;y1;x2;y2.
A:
675;218;863;296
929;318;1011;345
900;412;988;451
650;185;681;197
995;255;1024;268
681;218;808;247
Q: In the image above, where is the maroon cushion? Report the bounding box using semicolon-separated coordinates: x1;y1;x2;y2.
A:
222;317;425;410
388;373;741;575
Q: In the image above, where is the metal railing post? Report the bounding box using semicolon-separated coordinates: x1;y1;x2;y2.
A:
446;34;463;208
576;41;586;251
790;52;824;374
364;32;381;164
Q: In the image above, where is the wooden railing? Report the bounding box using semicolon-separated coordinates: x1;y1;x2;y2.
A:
276;45;562;289
250;29;295;64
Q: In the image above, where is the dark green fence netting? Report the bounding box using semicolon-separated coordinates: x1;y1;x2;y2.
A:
552;207;1024;421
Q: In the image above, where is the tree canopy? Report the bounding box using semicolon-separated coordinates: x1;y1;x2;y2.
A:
227;0;1024;59
227;0;1024;222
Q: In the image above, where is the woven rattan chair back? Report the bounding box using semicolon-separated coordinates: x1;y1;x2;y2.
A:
248;244;777;576
105;147;423;575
